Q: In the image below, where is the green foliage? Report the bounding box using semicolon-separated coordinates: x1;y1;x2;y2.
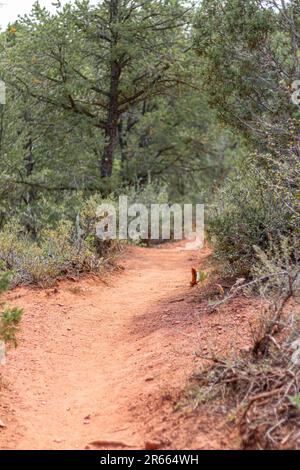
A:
0;267;22;347
207;159;293;276
0;268;11;295
252;236;300;301
0;217;112;287
193;1;300;279
0;182;179;287
207;113;300;276
1;0;298;287
0;0;233;237
1;0;194;182
193;0;293;142
0;305;23;347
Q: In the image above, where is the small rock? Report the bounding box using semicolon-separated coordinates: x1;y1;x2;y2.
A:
54;438;62;443
0;419;6;428
145;377;154;382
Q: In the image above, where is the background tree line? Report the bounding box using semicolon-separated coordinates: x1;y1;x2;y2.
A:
0;0;235;239
0;0;298;283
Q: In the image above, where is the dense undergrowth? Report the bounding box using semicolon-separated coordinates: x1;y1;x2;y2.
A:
188;236;300;449
192;0;300;446
0;183;172;287
0;207;117;288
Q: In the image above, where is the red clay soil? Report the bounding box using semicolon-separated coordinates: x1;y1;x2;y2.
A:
0;243;258;450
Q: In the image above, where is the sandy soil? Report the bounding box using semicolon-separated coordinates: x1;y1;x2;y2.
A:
0;243;258;450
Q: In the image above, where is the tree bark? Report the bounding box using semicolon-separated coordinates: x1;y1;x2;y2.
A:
101;114;119;178
101;0;120;179
118;112;139;182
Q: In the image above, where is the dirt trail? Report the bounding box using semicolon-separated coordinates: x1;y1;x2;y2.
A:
0;243;255;450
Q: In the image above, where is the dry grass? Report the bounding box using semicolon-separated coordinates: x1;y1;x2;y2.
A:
189;239;300;449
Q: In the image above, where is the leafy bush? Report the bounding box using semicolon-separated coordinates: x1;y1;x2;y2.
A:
207;159;295;276
0;217;115;287
0;267;22;347
78;194;120;256
0;306;23;347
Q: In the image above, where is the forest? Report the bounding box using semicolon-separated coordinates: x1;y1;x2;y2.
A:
0;0;300;453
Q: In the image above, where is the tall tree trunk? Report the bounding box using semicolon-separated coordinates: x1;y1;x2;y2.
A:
23;136;38;239
101;114;118;178
118;112;139;183
118;118;129;180
101;0;120;179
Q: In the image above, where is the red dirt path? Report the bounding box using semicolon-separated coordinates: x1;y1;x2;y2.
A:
0;243;257;450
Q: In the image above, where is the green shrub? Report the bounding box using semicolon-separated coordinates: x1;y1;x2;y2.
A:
207;161;294;276
0;267;23;348
0;218;112;287
0;306;23;347
78;194;119;255
252;236;300;301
